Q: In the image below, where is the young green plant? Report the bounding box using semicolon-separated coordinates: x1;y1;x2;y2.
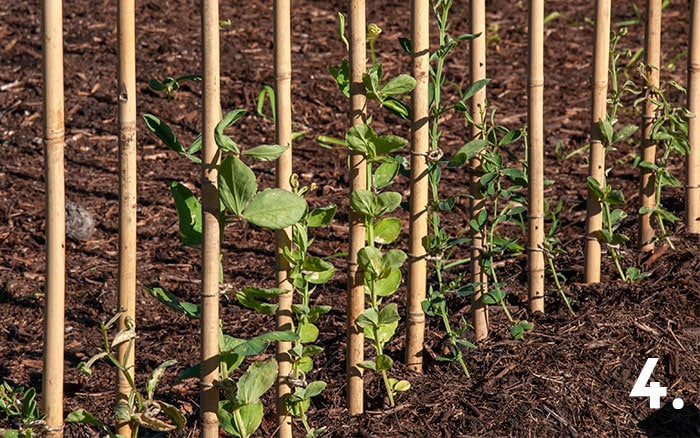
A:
0;381;44;438
66;313;185;437
329;19;415;406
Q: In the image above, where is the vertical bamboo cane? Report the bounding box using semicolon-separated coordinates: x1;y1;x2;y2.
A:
639;0;662;252
405;0;429;372
200;0;221;435
41;0;65;436
347;0;367;415
688;0;700;234
584;0;611;284
273;1;294;436
469;0;489;341
527;0;545;314
115;0;137;435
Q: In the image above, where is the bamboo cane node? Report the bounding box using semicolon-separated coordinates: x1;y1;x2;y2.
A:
640;113;657;121
198;381;216;388
526;246;545;253
200;292;220;298
527;214;545;219
44;129;65;141
528;79;545;88
274;72;293;82
43;425;64;433
686;185;700;189
407;252;427;260
407;311;425;322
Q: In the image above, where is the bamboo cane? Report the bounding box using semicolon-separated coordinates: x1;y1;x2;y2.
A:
584;0;611;284
115;0;137;435
687;0;700;234
639;0;662;252
41;0;66;436
405;0;429;373
273;1;294;436
200;0;222;435
347;0;367;415
470;0;488;341
527;0;545;314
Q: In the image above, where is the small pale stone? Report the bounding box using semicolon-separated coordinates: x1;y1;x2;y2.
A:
65;200;95;241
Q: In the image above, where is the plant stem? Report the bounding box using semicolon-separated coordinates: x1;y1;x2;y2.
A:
546;255;575;316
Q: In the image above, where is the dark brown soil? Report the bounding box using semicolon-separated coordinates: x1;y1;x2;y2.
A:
1;0;699;437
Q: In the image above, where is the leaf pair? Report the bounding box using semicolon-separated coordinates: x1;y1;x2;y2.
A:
219;155;306;230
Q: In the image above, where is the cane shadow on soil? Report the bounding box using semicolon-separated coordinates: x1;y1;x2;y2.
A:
638;400;700;438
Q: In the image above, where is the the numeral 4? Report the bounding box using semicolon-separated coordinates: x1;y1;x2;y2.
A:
629;358;667;409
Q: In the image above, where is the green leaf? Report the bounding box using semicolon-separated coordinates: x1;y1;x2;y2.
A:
146;359;177;401
170;182;202;247
461;78;491;103
357;246;384;276
143;114;185;154
382;98;411;120
592;229;613;244
243;144;289;161
329;59;350;97
597;118;614;146
375;134;409;156
448;139;488;168
298;322;319;343
469;209;488;231
375;192;402;216
366;319;398;344
607;189;625;205
235;401;264;438
237;359;278;404
236;287;286;315
215;109;247;153
308;305;332;323
613;124;638;143
145;285;201;319
225;332;297;358
374;159;400;188
391;379;411;392
376;354;393;371
586;176;605;199
373;268;401;296
242;189;307;230
511;320;533;340
219;155;257;216
481;289;505;305
609;208;628;226
302;257;335;284
356;308;379;329
66;409;118;437
383;249;407;270
378;74;416;96
357;360;377;371
304;381;326;399
349;190;375;216
398;37;412;53
373;217;401;244
378;303;400;325
307;205;336;227
302;344;325;357
345;124;376;156
498;128;523;146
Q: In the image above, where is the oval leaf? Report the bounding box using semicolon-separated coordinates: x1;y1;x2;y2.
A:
219;155;257;216
373;217;401;244
242;189;307;230
243;144;289;161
